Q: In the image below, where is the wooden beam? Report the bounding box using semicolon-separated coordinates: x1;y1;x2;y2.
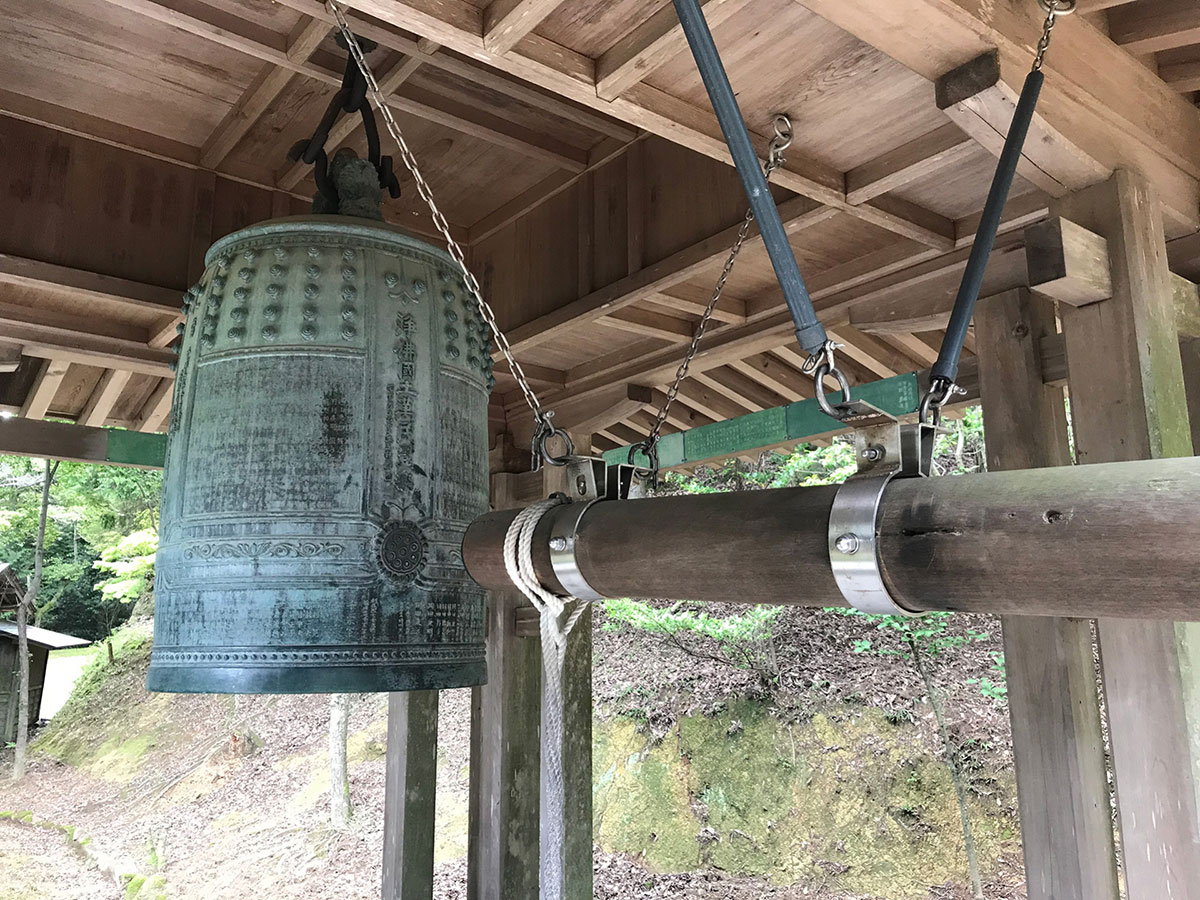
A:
136;379;173;433
652;284;746;324
468;470;542;900
1160;55;1200;94
0;344;22;374
507;383;653;446
382;691;438;900
275;0;637;142
1055;169;1200;896
600;307;694;340
823;325;911;377
501;196;827;353
316;0;961;248
19;359;70;419
595;0;752;101
0;255;180;314
1108;1;1200;55
483;0;569;54
671;380;753;421
1025;216;1113;306
936;51;1110;200
693;366;789;412
78;370;134;428
943;288;1123;900
798;0;1200;230
845;123;975;205
727;353;812;402
202;17;330;169
0;417;166;468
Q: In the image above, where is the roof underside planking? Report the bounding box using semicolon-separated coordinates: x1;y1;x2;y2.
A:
0;0;1197;456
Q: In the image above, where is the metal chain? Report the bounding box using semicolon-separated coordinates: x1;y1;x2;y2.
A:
327;1;560;461
1033;0;1074;71
631;114;793;473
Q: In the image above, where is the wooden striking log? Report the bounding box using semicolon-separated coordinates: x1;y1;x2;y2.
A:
464;456;1200;620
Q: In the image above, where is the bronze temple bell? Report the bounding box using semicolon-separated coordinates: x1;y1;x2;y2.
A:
147;154;493;694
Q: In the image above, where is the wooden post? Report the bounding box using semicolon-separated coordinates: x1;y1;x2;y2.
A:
382;691;439;900
468;468;543;900
975;288;1119;900
1055;169;1200;896
540;435;593;900
468;434;594;900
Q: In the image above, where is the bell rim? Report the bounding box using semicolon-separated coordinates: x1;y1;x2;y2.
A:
146;656;487;694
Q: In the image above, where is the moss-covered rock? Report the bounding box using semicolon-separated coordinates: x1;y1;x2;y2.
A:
594;700;1018;899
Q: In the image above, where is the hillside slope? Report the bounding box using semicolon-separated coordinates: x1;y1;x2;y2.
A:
1;608;1024;900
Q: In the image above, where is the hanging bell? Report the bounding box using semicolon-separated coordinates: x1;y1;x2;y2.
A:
147;156;492;694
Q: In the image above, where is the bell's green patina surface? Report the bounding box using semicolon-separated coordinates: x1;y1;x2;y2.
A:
148;209;492;694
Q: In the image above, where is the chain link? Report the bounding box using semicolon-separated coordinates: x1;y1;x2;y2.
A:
1033;0;1073;71
631;115;793;473
327;1;556;455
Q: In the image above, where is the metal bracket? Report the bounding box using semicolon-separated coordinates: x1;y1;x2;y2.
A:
828;415;935;616
546;456;647;602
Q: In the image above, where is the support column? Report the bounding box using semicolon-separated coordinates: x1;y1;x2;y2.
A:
541;438;594;900
382;691;440;900
975;288;1118;900
1055;169;1200;897
468;468;543;900
468;433;594;900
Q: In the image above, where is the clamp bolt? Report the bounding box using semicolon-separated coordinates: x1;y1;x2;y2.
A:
575;475;588;497
835;533;861;555
861;446;884;462
549;536;569;552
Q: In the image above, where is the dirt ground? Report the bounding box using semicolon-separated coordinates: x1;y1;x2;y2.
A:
0;605;1023;900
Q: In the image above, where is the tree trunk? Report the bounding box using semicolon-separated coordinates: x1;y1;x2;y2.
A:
329;693;352;829
13;460;58;782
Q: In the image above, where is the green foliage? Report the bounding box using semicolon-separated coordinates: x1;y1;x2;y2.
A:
93;529;158;605
967;652;1008;705
0;455;160;640
604;598;782;682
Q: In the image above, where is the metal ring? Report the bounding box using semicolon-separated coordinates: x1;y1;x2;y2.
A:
814;362;852;419
539;425;575;467
627;440;659;477
828;473;922;617
1037;0;1075;14
547;501;604;602
770;113;793;151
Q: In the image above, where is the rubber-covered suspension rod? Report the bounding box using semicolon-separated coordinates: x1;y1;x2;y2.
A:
671;0;827;356
932;70;1044;385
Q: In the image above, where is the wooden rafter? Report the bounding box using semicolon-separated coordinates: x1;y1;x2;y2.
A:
201;16;330;169
135;379;173;433
501;197;832;353
483;0;571;54
19;359;71;419
796;0;1200;232
595;0;752;101
78;370;134;427
1108;1;1200;56
845;123;975;205
317;0;966;249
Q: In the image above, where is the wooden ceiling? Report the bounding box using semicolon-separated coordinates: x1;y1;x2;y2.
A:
0;0;1198;460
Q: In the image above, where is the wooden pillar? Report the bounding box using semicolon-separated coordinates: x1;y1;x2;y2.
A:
540;436;594;900
1055;169;1200;896
1182;336;1200;451
975;288;1119;900
382;690;439;900
467;435;594;900
468;468;543;900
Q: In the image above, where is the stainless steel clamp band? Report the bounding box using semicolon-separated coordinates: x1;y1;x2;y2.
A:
828;472;922;617
547;499;604;602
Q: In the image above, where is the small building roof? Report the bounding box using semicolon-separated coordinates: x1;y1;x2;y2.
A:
0;622;90;651
0;563;22;612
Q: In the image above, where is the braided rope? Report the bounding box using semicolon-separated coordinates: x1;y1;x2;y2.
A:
502;497;593;899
